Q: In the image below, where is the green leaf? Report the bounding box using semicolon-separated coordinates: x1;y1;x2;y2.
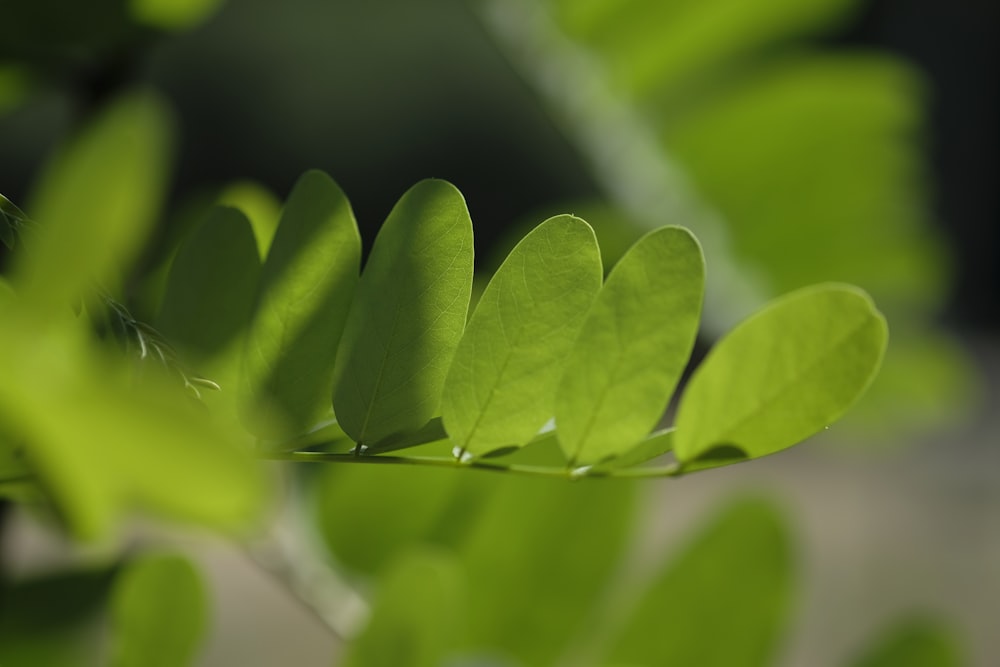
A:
457;477;636;666
110;553;207;667
592;428;674;473
342;550;463;667
0;310;265;540
604;498;793;667
555;226;704;466
217;180;282;259
241;170;360;439
674;283;888;468
129;0;224;30
157;206;261;365
333;179;474;445
16;91;172;310
442;215;602;457
850;616;963;667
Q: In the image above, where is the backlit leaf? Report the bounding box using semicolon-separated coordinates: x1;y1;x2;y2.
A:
241;170;360;439
555;226;703;466
674;284;888;469
333;179;474;446
442;215;602;457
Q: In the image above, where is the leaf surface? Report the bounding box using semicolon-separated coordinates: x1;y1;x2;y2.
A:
605;498;792;667
442;215;601;457
110;553;207;667
241;170;360;439
333;179;474;445
850;617;963;667
674;283;887;468
555;226;703;466
157;206;261;365
16;91;172;310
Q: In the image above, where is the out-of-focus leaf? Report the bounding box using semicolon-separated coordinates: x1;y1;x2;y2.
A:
157;206;261;366
0;567;115;667
341;550;462;667
674;284;887;469
456;476;635;666
312;464;467;576
129;0;225;31
0;308;264;540
666;56;946;313
217;180;281;259
550;0;857;99
442;215;601;458
604;498;793;667
0;65;33;117
109;553;207;667
241;170;360;440
333;180;474;446
850;616;963;667
17;91;172;310
555;226;703;466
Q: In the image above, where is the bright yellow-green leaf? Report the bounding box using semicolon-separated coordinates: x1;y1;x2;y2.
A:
110;553;207;667
674;284;888;469
605;498;793;667
17;91;172;310
217;180;282;259
0;309;264;540
442;215;602;458
241;170;360;440
333;180;474;446
555;226;704;466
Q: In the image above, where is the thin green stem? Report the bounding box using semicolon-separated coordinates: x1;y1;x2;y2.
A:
260;450;682;480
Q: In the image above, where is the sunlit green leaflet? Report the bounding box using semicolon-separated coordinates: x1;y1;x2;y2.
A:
333;179;474;447
674;283;888;471
241;170;361;440
442;215;602;458
555;226;703;467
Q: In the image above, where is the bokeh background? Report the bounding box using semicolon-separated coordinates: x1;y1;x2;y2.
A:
1;0;997;665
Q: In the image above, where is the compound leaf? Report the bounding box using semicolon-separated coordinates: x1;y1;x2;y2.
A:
555;226;703;466
442;215;601;458
333;179;474;446
674;283;888;469
241;170;360;439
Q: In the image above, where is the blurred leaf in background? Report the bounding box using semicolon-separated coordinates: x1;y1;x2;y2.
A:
484;0;978;441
